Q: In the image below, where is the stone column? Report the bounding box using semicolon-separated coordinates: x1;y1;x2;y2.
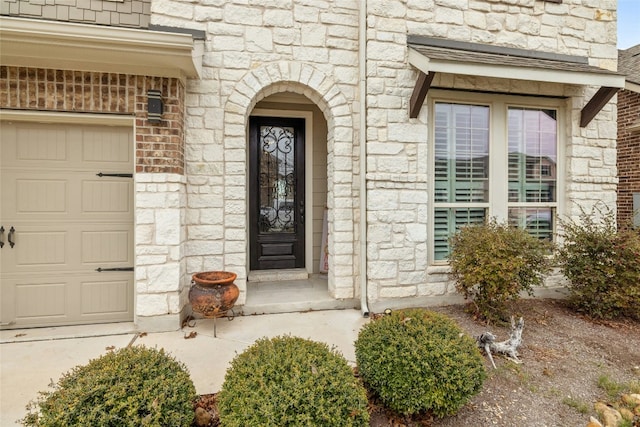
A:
135;173;187;331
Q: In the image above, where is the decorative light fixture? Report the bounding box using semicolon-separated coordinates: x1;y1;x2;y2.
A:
147;89;163;123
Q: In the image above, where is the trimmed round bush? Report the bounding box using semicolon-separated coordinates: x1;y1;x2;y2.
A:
355;309;486;417
22;346;196;427
217;335;369;427
449;219;553;323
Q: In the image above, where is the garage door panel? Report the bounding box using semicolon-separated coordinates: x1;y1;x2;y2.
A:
2;123;132;170
16;179;68;213
16;282;67;319
1;121;134;329
81;279;130;315
3;172;132;220
82;180;132;214
82;230;131;264
2;274;134;328
6;224;132;273
82;129;132;164
15;231;67;267
15;125;68;162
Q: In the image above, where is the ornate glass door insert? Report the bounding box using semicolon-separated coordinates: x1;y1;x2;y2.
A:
259;125;297;234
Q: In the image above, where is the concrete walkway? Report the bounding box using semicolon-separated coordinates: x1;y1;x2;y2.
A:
0;309;368;426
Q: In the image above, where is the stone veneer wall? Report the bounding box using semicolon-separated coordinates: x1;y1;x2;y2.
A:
152;1;363;301
151;0;618;308
1;0;151;28
364;0;618;305
617;88;640;228
0;65;188;330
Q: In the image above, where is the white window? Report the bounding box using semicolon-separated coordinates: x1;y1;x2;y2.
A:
430;91;563;262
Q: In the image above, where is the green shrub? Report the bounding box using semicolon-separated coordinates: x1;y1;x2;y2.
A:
448;219;553;322
556;208;640;320
217;335;369;427
355;309;486;417
22;346;196;427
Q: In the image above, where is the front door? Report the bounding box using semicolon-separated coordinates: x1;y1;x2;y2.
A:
249;116;305;270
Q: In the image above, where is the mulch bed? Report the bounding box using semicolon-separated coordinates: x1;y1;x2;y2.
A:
191;389;437;427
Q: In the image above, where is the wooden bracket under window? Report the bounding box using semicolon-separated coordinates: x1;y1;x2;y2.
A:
409;71;435;119
580;86;619;127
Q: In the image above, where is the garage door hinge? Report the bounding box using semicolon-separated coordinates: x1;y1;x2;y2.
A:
95;267;134;272
96;173;133;178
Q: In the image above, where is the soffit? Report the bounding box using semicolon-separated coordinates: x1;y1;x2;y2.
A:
0;16;203;81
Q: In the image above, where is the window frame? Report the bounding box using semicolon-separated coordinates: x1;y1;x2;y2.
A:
428;90;566;265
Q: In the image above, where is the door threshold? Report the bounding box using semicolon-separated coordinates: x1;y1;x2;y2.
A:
248;268;309;283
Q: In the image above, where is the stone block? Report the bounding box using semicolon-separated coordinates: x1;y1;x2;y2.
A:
368;189;399;210
246;27;274;51
136;293;169;317
379;285;417;298
136;225;155;245
399;271;426;285
434;7;463;24
376;157;409;173
186;240;224;256
405;223;427;242
137;255;169;266
156;209;181;245
188;225;223;240
152;0;192;19
369;261;398;279
147;263;181;292
387;123;428;143
418;282;447;296
367;41;405;62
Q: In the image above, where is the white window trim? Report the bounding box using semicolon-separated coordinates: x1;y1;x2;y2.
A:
428;90;566;265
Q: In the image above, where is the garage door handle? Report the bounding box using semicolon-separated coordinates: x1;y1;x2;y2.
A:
8;226;15;248
96;173;133;178
95;267;134;272
0;226;4;248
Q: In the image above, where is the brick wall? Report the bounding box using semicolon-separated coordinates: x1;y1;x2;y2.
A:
0;66;185;174
617;89;640;228
1;0;150;28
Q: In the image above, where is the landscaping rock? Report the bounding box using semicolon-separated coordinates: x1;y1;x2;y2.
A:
594;402;622;427
194;407;213;427
587;416;603;427
622;393;640;406
619;407;634;421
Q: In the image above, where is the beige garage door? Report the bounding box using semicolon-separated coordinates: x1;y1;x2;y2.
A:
1;121;134;329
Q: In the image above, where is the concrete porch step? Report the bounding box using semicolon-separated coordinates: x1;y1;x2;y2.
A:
240;277;359;316
247;268;309;283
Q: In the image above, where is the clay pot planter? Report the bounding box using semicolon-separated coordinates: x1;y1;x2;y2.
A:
189;271;239;318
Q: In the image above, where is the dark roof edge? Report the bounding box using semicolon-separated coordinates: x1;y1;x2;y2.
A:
407;35;589;65
149;24;206;40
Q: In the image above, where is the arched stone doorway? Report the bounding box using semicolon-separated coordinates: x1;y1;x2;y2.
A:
222;61;358;306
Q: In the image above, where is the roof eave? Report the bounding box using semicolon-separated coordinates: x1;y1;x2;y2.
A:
0;16;203;82
408;48;625;88
625;81;640;94
408;47;625;127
